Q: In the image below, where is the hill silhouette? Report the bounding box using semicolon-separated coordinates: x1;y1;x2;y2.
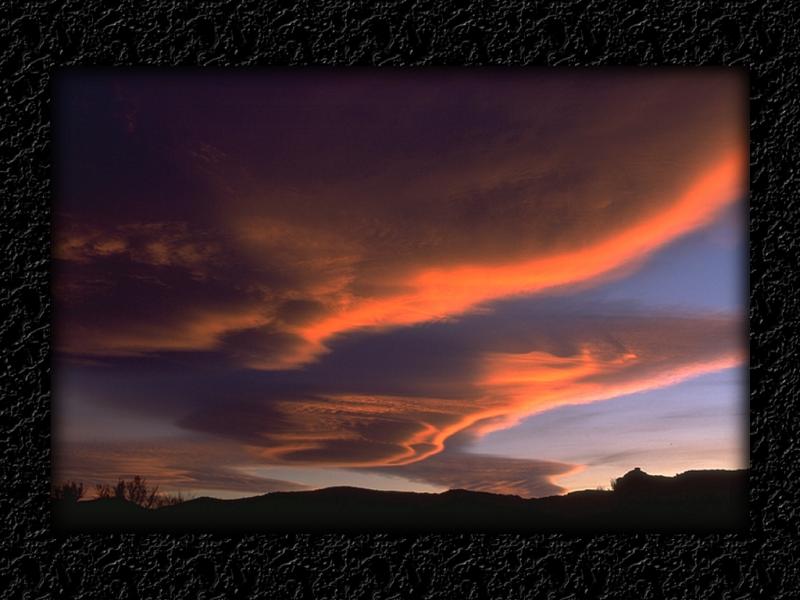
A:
53;468;747;533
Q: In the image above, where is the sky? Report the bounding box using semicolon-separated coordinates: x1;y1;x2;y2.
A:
52;70;747;499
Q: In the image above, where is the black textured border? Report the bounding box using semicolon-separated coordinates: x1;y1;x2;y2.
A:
1;2;797;597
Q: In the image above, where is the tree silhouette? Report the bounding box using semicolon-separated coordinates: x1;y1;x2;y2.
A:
52;481;85;503
94;476;188;508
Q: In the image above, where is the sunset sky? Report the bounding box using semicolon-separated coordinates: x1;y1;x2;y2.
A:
53;71;747;499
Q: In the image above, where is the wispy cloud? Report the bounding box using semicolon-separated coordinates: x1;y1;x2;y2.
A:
176;310;742;470
55;439;310;496
371;451;577;498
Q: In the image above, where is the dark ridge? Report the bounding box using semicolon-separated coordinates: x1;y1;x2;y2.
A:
53;468;747;533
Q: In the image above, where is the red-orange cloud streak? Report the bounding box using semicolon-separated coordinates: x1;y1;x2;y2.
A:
246;316;743;469
54;149;744;369
282;150;744;369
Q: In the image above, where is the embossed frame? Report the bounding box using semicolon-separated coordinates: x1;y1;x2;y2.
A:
1;2;797;598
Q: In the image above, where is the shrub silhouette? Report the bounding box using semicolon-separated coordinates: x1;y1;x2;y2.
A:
155;491;188;507
93;476;187;508
52;481;85;503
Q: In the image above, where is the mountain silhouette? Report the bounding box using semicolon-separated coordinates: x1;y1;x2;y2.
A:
53;468;747;533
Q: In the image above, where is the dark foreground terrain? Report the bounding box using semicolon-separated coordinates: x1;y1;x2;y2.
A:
54;468;747;533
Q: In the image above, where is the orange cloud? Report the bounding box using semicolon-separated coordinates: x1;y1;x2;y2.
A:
54;95;744;367
467;348;742;440
54;142;743;367
225;314;743;470
381;353;742;470
54;148;745;479
247;394;467;467
283;150;744;367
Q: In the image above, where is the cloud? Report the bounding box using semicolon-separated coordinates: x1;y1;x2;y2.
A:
54;436;575;499
370;451;577;498
54;439;309;496
180;391;469;467
172;308;742;469
288;151;743;362
53;152;744;367
55;221;219;273
54;72;745;370
54;262;270;357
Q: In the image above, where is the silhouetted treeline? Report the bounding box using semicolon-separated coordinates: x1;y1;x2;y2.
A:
53;468;747;533
52;476;187;509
